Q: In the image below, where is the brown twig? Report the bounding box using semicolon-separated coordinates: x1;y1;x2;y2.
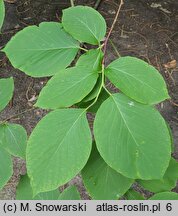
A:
102;0;124;65
169;100;178;107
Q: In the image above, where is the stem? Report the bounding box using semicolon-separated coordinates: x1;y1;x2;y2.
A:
102;0;124;65
101;64;112;96
85;65;105;111
70;0;75;7
79;47;88;52
85;1;124;111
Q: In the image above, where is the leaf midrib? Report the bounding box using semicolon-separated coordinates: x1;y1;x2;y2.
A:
41;110;87;171
5;47;79;52
112;96;139;148
72;16;98;43
111;95;156;177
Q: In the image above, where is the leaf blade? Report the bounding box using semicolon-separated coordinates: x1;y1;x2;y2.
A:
36;66;98;109
16;175;60;200
62;6;106;45
0;147;13;190
82;145;134;200
105;57;169;104
94;93;171;179
76;49;103;72
125;189;145;200
0;0;5;32
0;77;14;112
59;186;81;200
149;192;178;200
3;22;79;77
76;49;103;103
138;158;178;193
0;123;27;159
27;109;92;195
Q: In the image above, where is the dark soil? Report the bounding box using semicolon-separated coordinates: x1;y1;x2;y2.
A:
0;0;178;199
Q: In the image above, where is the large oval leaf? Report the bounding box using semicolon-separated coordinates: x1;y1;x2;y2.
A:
105;57;169;104
149;192;178;200
138;158;178;193
3;22;80;77
0;147;13;190
16;175;60;200
82;145;134;200
27;109;92;195
0;123;27;159
0;77;14;112
62;6;106;45
16;175;34;200
35;66;98;109
94;93;171;179
0;0;5;32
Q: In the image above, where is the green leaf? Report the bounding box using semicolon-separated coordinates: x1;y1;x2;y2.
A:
76;49;103;102
94;93;171;180
16;175;80;200
27;109;92;195
16;175;34;200
76;49;103;72
37;190;60;200
0;123;27;159
59;186;81;200
16;175;60;200
149;192;178;200
62;6;106;45
3;22;79;77
0;147;13;190
35;66;98;109
105;57;169;104
0;0;5;32
83;75;102;103
138;158;178;193
125;189;145;200
0;78;14;112
82;144;134;200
